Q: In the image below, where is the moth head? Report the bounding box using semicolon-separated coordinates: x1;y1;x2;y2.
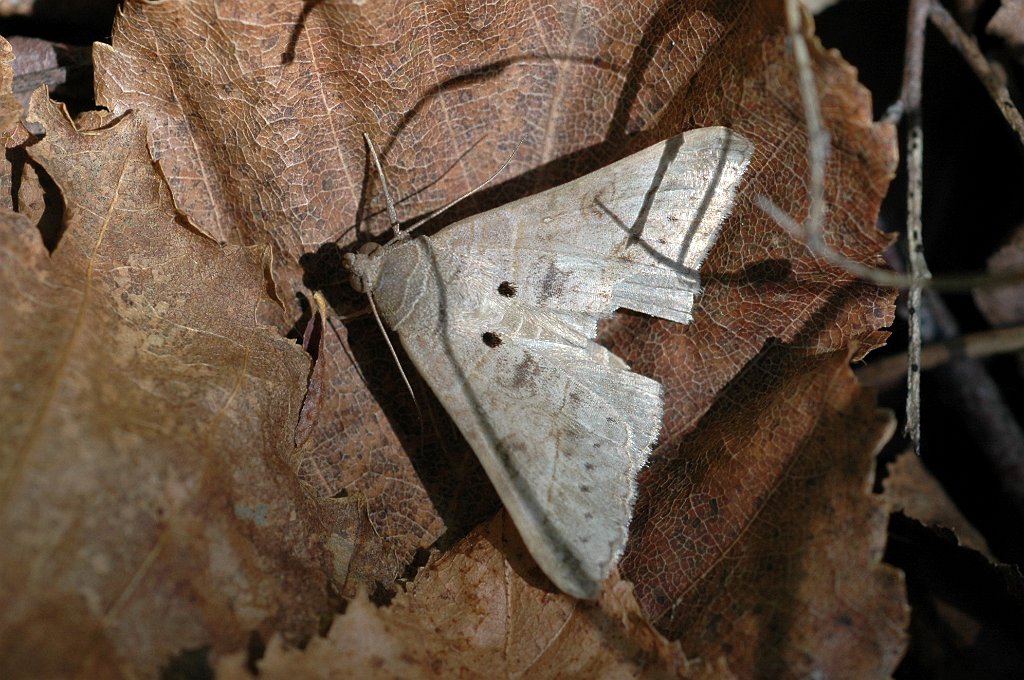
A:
342;241;382;294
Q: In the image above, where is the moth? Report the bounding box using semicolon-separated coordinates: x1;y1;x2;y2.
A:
344;128;752;598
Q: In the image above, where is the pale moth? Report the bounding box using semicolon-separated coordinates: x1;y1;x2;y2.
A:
344;128;752;599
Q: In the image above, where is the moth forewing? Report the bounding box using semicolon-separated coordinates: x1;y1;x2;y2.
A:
344;127;752;598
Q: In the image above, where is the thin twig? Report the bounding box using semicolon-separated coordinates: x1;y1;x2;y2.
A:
757;198;903;286
768;1;980;296
772;0;1024;296
883;0;929;125
856;324;1024;390
783;0;830;256
759;197;1024;290
776;0;933;453
903;0;931;454
767;1;914;281
929;2;1024;147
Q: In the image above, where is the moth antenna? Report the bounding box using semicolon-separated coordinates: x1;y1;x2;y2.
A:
364;133;402;236
403;137;524;237
366;289;423;425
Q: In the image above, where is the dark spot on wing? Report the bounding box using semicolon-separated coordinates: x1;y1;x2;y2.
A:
498;281;516;297
584;511;594;520
538;260;568;303
511;355;541;389
580;484;591;493
482;331;502;347
584;462;595;471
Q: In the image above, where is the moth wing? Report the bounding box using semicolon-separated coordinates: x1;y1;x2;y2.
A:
433;126;752;336
378;128;751;597
395;294;661;599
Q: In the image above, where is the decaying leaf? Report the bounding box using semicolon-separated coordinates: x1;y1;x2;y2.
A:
988;0;1024;55
3;35;94;134
618;349;907;678
217;512;730;680
90;0;897;598
974;222;1024;327
3;0;909;675
884;450;996;560
0;93;341;679
0;38;20;133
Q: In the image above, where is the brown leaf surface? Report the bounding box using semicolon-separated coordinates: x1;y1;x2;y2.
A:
0;93;342;679
217;512;731;680
1;120;57;249
974;222;1024;326
91;0;898;606
0;37;21;133
619;349;907;678
884;451;996;560
4;36;95;136
1;37;24;214
988;0;1024;54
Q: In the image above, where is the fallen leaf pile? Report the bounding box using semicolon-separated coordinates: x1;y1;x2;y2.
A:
2;1;911;677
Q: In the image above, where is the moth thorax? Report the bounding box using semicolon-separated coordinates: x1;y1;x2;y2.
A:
367;238;434;330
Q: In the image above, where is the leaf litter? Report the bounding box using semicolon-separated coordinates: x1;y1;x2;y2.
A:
0;0;909;676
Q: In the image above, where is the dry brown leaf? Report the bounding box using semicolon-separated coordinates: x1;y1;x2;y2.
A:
90;0;898;607
974;222;1024;327
0;93;343;679
2;121;57;248
884;451;996;560
619;349;908;678
988;0;1024;54
0;37;21;133
0;38;25;215
4;36;94;135
86;1;906;672
217;512;731;680
2;40;69;240
0;0;913;674
593;8;906;675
